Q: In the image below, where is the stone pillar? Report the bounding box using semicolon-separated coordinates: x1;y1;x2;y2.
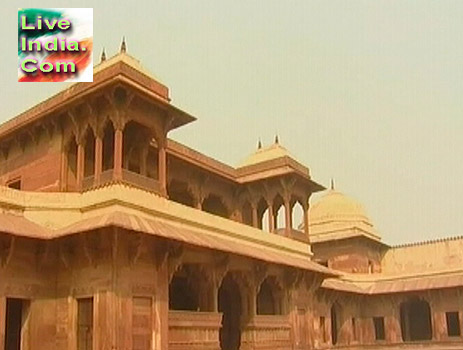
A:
386;303;402;343
433;311;447;341
113;128;123;181
76;142;85;189
211;283;219;313
303;202;310;236
268;203;275;232
60;148;69;191
249;285;257;318
251;204;258;228
0;296;5;350
94;136;103;185
140;146;149;177
154;261;169;350
284;199;292;236
158;143;167;196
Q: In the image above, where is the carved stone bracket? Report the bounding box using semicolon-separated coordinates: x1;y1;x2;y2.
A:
0;235;15;268
35;240;50;271
152;239;184;282
212;253;230;288
59;239;75;270
254;262;269;293
128;232;144;266
80;232;102;268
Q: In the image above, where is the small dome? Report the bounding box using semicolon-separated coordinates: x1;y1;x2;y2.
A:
309;189;380;242
238;142;295;168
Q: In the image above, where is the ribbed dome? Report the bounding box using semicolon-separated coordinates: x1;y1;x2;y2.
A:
309;189;380;243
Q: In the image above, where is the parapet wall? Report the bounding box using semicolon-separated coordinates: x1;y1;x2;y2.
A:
382;237;463;274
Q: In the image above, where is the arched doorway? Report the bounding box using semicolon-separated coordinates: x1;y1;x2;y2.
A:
257;277;283;315
400;298;433;341
218;275;242;350
169;266;200;311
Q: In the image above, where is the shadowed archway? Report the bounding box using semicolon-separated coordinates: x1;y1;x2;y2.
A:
400;298;432;341
218;275;242;350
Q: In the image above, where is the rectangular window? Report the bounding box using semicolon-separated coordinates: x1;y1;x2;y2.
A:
132;297;153;350
320;316;326;343
446;311;461;337
5;298;29;350
373;317;385;341
6;179;21;190
77;298;93;350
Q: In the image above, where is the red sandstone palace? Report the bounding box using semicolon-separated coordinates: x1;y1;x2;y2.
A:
1;44;462;350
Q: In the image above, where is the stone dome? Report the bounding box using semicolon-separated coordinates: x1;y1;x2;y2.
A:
309;188;381;243
238;141;294;168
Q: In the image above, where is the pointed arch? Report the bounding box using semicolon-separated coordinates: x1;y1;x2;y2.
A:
102;121;115;171
241;200;253;226
66;136;78;191
257;277;283;315
202;194;229;219
169;266;200;311
83;128;95;178
273;194;285;231
291;199;304;230
168;179;195;208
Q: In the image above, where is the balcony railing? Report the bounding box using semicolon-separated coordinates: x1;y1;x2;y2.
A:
168;311;222;350
82;168;162;195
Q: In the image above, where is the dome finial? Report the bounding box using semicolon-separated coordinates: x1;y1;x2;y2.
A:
257;138;262;149
100;47;106;62
330;178;335;190
275;134;279;144
120;36;127;53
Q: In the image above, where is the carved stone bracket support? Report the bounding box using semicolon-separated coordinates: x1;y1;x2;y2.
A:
0;235;15;268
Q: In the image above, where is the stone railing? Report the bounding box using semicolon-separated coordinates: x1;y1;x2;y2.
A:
168;311;222;350
82;168;162;194
315;339;463;350
121;169;161;193
241;315;292;350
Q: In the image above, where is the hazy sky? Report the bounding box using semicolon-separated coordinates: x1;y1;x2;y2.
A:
1;1;462;245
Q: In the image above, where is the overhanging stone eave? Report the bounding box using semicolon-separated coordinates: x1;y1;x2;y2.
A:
0;60;196;141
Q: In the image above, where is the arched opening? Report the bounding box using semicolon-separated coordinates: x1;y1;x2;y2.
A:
102;122;114;171
202;194;229;218
273;194;285;232
83;129;95;178
256;277;283;315
169;267;200;311
400;298;432;341
241;201;253;226
168;180;195;208
66;137;78;191
292;200;304;230
219;275;242;350
257;198;269;231
331;303;342;345
123;121;151;175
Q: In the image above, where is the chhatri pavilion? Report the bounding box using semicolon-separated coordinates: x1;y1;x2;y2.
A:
1;43;462;350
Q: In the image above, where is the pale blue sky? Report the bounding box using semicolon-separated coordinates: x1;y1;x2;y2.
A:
1;1;462;245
